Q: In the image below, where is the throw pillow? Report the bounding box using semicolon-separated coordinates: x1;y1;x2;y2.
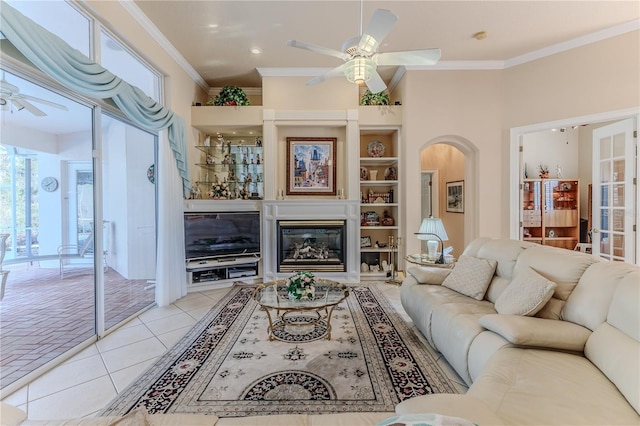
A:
407;266;452;285
108;407;151;426
494;266;557;316
441;255;497;300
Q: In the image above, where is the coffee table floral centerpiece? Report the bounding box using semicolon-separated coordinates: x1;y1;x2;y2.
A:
286;271;316;301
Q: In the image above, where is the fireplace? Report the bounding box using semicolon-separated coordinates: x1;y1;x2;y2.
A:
277;220;346;273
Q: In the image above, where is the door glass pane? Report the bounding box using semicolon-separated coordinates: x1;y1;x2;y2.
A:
612;184;625;207
613;160;625;182
599;162;610;183
613;234;625;259
600;208;610;231
600;232;610;255
612;210;624;232
599;136;611;159
0;70;95;390
612;133;625;157
101;114;156;330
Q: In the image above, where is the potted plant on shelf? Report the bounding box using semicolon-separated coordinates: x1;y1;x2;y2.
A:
208;181;230;200
360;89;390;106
207;85;250;106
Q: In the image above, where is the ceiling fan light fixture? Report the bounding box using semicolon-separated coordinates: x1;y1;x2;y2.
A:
344;57;375;85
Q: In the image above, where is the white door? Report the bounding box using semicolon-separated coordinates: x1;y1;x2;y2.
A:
592;118;636;262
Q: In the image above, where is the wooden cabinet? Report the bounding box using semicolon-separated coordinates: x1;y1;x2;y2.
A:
359;129;401;280
522;179;580;249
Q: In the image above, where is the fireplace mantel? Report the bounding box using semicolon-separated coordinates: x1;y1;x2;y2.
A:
262;200;360;282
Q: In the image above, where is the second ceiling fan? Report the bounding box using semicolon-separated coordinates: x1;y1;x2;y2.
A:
287;8;441;94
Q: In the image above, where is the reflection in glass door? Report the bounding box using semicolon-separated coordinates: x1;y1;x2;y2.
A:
101;114;157;331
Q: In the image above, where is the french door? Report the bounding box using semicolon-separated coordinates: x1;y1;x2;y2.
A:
591;118;636;263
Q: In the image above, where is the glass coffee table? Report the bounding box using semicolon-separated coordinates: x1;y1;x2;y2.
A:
252;279;349;341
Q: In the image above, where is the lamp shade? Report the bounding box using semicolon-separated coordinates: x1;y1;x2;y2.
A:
416;217;449;241
343;57;376;85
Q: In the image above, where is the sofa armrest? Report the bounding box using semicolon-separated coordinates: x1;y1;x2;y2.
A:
479;314;591;352
407;266;451;285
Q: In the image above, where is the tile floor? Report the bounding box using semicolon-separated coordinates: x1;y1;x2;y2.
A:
1;283;468;421
1;265;155;389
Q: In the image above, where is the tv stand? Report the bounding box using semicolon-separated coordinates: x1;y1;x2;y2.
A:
186;254;261;291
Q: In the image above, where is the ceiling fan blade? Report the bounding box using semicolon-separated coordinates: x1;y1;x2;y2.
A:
365;69;387;94
358;9;398;55
19;94;69;111
287;40;350;61
375;48;442;66
12;99;46;116
305;64;347;86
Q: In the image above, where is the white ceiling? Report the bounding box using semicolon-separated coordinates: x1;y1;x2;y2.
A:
133;0;640;88
1;1;638;137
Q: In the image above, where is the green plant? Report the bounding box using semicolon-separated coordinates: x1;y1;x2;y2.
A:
286;271;316;300
207;86;250;106
360;89;390;106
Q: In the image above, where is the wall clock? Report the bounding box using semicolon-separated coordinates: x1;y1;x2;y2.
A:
41;176;59;192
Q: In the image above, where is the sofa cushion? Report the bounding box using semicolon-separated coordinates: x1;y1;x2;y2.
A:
395;394;505;425
585;271;640;416
431;302;497;385
494;267;556;316
467;348;640;425
376;413;475;426
108;408;150;426
513;245;599;320
562;261;637;331
0;402;27;426
479;314;591;352
400;276;481;347
441;255;497;300
407;266;451;285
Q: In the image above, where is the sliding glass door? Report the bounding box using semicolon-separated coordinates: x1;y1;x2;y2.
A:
101;114;157;331
0;69;157;393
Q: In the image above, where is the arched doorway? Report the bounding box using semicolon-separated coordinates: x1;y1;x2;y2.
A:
418;136;479;258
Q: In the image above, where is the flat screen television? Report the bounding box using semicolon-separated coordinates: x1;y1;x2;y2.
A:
184;211;260;260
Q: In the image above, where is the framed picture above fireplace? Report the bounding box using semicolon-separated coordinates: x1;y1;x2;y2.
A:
286;137;337;196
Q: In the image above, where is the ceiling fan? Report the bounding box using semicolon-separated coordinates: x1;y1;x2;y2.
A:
0;74;69;117
287;8;441;94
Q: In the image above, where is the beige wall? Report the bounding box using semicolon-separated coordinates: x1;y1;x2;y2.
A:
504;31;640;128
401;70;504;256
421;144;465;258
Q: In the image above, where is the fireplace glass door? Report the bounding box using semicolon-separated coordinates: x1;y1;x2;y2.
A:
277;220;346;272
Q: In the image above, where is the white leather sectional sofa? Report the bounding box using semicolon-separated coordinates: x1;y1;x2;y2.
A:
398;237;640;425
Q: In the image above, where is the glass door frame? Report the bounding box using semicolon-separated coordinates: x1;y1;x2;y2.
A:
509;108;639;264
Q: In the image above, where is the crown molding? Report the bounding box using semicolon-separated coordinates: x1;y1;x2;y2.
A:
404;61;505;71
118;0;209;93
505;19;640;68
257;68;335;78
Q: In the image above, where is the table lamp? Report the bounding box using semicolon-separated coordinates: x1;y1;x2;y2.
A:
415;217;449;264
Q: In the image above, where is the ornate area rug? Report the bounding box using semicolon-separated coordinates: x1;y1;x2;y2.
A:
101;283;458;417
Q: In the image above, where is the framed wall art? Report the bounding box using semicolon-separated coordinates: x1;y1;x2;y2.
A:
286;137;336;196
446;180;464;213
